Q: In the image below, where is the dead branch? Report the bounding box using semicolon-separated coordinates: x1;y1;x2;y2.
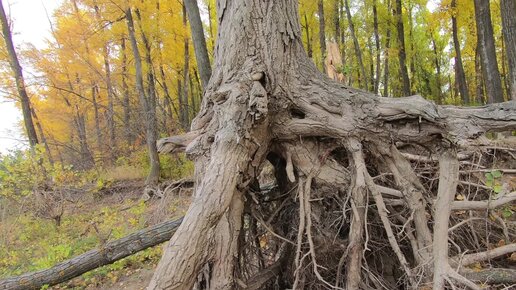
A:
451;192;516;210
450;243;516;267
432;149;460;290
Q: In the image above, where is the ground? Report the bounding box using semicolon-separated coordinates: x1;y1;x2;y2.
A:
0;177;191;290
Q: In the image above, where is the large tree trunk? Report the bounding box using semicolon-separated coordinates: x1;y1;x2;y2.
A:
184;0;212;89
394;0;411;96
474;0;504;103
451;0;470;105
0;0;39;147
501;0;516;100
151;1;516;289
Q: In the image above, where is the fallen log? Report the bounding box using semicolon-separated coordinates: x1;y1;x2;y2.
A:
0;217;183;290
461;268;516;284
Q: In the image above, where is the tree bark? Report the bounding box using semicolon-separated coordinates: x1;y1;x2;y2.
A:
394;0;411;96
501;0;516;100
184;0;212;89
126;8;160;186
451;0;470;105
0;0;39;147
474;0;504;103
0;218;183;290
150;1;516;289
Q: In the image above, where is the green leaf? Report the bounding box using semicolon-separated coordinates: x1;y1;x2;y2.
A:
485;172;494;181
502;208;513;219
485;180;493;187
491;170;502;179
493;185;503;193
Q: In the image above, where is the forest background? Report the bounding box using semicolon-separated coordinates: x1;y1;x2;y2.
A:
0;0;514;287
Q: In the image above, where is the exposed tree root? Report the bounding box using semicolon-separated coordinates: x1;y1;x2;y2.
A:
150;1;516;289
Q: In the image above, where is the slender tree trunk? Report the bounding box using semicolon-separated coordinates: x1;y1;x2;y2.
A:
75;110;94;169
31;109;54;166
206;2;215;50
344;0;368;90
408;2;416;93
474;0;504;103
125;7;160;186
318;0;326;73
93;3;115;159
431;37;443;104
475;40;485;103
121;37;133;145
451;0;470;105
373;0;381;94
92;84;102;152
395;0;411;96
501;0;516;100
304;13;312;58
383;0;392;97
181;4;191;131
333;0;340;45
0;0;39;147
184;0;212;89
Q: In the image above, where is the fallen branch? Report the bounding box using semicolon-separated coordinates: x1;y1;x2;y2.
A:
451;192;516;210
450;243;516;267
460;268;516;284
0;217;183;290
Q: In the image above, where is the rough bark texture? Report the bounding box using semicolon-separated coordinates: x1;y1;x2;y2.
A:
474;0;504;103
501;0;516;100
184;0;212;89
0;0;39;147
151;1;516;289
0;218;182;290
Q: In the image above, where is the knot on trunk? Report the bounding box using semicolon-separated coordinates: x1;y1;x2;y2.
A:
249;79;268;123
